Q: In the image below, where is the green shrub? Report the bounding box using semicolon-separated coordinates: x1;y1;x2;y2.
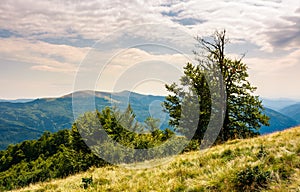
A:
172;184;187;192
220;149;235;161
256;145;268;159
182;140;200;152
233;165;271;191
81;176;93;189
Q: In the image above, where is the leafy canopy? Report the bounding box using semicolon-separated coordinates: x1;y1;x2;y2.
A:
164;30;269;144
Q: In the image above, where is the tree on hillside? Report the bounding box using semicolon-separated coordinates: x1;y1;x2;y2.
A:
163;30;269;143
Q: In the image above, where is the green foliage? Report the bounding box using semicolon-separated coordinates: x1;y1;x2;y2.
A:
0;91;169;150
73;105;180;164
232;165;271;191
0;105;176;190
9;127;300;192
0;98;74;150
256;145;268;159
182;139;200;153
0;127;106;191
164;30;269;144
81;177;93;189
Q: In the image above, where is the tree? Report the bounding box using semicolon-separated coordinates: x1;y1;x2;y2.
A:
144;117;160;132
164;30;269;143
114;104;144;134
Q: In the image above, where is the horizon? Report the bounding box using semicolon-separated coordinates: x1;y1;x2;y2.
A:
1;89;300;102
0;89;168;100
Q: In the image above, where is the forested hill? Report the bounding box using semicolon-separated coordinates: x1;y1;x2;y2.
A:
0;91;167;150
0;107;176;191
259;108;298;134
0;90;299;150
280;103;300;123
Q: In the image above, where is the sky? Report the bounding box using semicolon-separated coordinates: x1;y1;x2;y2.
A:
0;0;300;99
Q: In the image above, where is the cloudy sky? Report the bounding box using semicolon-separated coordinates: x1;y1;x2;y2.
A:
0;0;300;99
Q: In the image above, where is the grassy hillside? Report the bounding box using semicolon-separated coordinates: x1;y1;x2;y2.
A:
15;126;300;192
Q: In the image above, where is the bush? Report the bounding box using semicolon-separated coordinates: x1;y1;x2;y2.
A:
256;145;268;159
233;165;271;191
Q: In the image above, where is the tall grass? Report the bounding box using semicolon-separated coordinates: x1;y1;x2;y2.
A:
14;126;300;192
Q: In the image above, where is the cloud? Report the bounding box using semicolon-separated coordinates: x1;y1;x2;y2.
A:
75;46;192;94
0;0;171;40
0;0;298;53
0;0;299;98
0;38;89;73
244;48;300;98
264;14;300;49
245;49;300;75
159;0;300;52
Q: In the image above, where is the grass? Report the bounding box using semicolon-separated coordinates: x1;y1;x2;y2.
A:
13;126;300;192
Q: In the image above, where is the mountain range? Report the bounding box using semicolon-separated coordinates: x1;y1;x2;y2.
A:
0;99;34;103
280;103;300;124
261;98;299;111
0;91;167;150
0;91;299;150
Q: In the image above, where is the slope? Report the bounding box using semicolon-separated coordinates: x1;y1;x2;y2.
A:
260;107;298;134
1;91;298;150
0;91;168;150
15;126;300;192
280;103;300;124
261;98;299;111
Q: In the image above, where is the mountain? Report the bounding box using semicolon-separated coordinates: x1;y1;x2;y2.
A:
0;90;168;150
280;103;300;124
15;126;300;192
260;108;298;134
1;90;298;150
0;99;34;103
261;98;299;111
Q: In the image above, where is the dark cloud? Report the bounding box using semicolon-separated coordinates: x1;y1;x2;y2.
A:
266;15;300;49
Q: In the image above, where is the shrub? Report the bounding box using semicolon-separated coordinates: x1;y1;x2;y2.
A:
81;176;93;189
256;145;268;159
220;149;235;161
233;165;271;191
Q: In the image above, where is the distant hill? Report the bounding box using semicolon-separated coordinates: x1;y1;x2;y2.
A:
0;99;34;103
260;108;298;134
0;91;168;150
280;103;300;123
261;98;299;111
0;91;298;150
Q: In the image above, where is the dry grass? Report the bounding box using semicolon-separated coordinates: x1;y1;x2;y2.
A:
14;127;300;192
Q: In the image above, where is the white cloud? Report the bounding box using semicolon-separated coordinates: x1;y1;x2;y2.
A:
245;49;300;98
1;0;298;52
0;0;171;40
74;46;191;94
169;0;300;52
0;38;89;73
0;0;299;98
